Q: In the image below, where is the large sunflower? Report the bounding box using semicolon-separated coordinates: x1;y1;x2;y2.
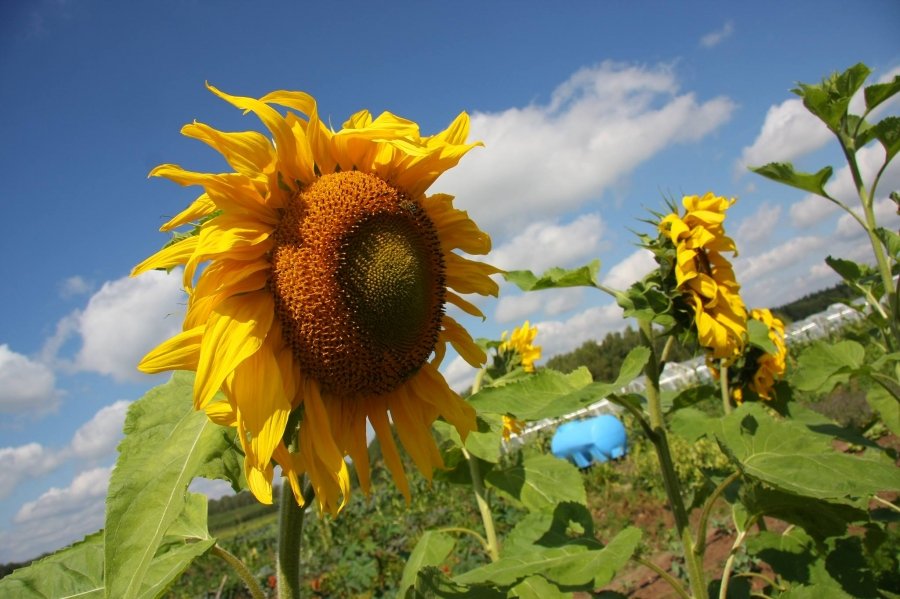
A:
659;193;747;363
133;85;499;514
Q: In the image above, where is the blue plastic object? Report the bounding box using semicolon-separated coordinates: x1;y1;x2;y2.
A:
550;414;627;469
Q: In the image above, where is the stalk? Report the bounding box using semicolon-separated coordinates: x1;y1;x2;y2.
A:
463;367;501;562
277;481;308;599
211;544;266;599
639;320;706;598
719;362;732;415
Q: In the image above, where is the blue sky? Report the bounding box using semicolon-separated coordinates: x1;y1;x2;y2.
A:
1;0;898;563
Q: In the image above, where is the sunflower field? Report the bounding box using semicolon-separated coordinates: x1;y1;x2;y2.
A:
1;63;898;599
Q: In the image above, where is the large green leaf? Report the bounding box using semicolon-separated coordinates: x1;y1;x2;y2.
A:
399;531;457;595
435;415;503;463
0;495;215;599
502;502;600;557
714;404;900;503
740;483;867;541
406;567;504;598
0;532;104;599
454;527;641;589
750;162;833;197
504;260;601;291
510;575;572;598
470;347;648;421
867;386;900;437
105;372;234;599
485;453;586;511
792;340;865;392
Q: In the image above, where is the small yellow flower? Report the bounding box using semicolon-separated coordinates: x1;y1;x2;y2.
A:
499;320;542;373
659;193;747;363
747;308;787;400
134;85;500;513
501;415;525;441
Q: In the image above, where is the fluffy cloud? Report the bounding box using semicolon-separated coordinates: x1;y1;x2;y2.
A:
790;143;900;228
489;214;605;272
442;355;480;393
602;249;656;291
0;467;111;563
437;61;735;236
0;443;62;500
0;345;61;415
494;287;585;324
70;400;130;461
734;203;782;248
700;21;734;48
45;269;186;382
736;98;831;175
532;303;625;359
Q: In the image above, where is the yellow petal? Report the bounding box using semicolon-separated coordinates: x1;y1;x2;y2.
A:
194;291;274;410
137;325;204;374
440;315;486;368
131;236;198;277
368;407;411;502
159;193;216;232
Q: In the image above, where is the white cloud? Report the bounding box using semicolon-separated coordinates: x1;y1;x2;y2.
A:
790;143;900;228
45;269;186;382
489;214;605;272
70;400;130;461
602;249;656;291
735;203;782;248
0;443;62;500
494;287;584;324
533;303;624;359
0;344;62;415
736;98;831;175
700;21;734;48
736;235;826;284
0;467;111;563
437;61;735;236
442;355;479;393
59;275;93;298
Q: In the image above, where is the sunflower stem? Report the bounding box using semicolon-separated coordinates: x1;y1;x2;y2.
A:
211;544;266;599
720;362;732;415
276;481;306;599
463;447;501;562
638;320;706;598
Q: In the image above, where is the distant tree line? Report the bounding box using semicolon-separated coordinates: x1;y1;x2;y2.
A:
543;281;858;381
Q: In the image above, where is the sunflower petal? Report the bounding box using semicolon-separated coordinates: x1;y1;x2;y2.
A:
194;291;274;410
138;325;204;374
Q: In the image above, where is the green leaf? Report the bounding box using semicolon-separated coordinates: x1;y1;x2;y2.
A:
454;527;641;589
105;372;234;599
485;453;586;511
668;384;717;412
510;576;572;598
747;318;778;354
407;567;505;598
867;386;900;437
502;502;600;556
751;162;833;197
792;340;865;392
0;532;104;599
824;255;871;285
400;531;457;595
435;415;503;463
875;227;900;260
740;483;867;541
668;407;718;442
794;63;871;133
503;260;601;291
873;115;900;163
864;75;900;113
617;283;675;327
714;404;900;503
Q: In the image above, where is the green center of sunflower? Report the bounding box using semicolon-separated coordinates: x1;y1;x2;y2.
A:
271;171;446;397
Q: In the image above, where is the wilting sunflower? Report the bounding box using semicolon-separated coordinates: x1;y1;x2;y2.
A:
132;85;500;513
658;193;747;363
746;308;787;400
